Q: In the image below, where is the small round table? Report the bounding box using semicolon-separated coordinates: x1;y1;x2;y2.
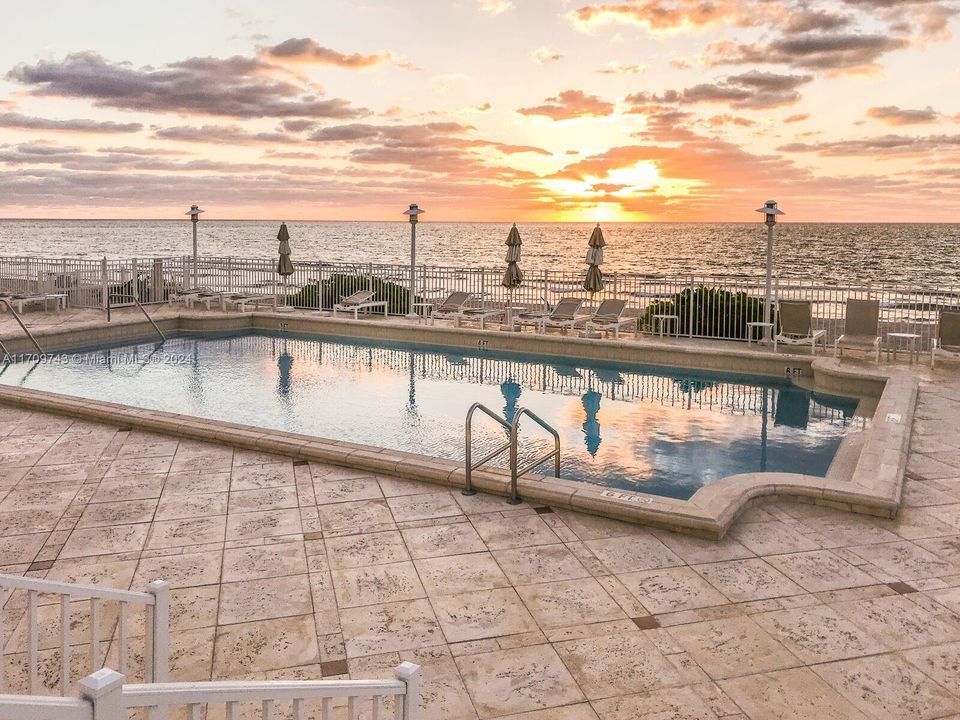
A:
652;313;679;337
746;321;777;348
885;332;921;364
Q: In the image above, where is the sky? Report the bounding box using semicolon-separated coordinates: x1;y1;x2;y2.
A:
0;0;958;222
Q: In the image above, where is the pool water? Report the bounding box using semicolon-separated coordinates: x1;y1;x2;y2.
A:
0;332;866;500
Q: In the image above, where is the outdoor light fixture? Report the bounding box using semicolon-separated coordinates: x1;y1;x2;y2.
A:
403;203;425;320
185;204;205;290
755;200;785;341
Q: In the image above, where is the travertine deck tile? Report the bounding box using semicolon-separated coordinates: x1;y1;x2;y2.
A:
668;616;799;680
720;667;868;719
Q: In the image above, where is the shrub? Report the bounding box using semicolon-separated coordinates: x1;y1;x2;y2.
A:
289;274;417;314
641;285;771;340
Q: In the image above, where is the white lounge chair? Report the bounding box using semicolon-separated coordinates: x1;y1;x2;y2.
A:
431;291;474;325
332;289;388;319
584;299;635;338
932;310;960;367
515;297;583;333
775;301;826;355
222;293;275;312
835;298;881;362
457;302;504;329
0;291;61;313
172;287;224;309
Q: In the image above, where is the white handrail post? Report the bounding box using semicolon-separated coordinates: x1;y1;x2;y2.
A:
100;257;108;310
79;668;124;720
394;662;421;720
147;580;170;683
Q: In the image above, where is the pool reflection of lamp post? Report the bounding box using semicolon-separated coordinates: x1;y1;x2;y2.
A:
581;390;603;457
755;200;784;342
184;204;204;291
403;203;425;320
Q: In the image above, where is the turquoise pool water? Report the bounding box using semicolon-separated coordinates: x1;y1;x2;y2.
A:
0;332;866;500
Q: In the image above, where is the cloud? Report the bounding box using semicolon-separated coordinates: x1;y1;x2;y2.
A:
260;38;418;70
7;51;367;119
531;46;563;64
707;114;755;127
479;0;513;14
597;62;645;74
569;0;763;33
783;8;852;33
866;105;940;125
0;112;143;133
517;89;615;120
705;33;909;72
152;124;295;144
778;133;960;156
784;113;810;123
626;72;812;110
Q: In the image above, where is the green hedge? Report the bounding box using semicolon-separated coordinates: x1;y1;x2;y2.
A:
641;285;771;340
289;274;417;314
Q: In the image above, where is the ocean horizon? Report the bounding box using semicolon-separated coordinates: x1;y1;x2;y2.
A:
2;219;957;287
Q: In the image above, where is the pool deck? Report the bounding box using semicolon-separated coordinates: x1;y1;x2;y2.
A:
2;305;960;718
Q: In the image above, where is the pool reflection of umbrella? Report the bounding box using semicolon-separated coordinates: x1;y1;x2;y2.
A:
582;390;602;456
278;348;294;395
502;224;523;290
501;380;522;426
276;222;294;310
583;224;605;294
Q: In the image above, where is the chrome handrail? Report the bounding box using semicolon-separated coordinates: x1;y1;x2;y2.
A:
0;298;44;355
107;291;165;342
463;403;561;504
464;402;511;496
508;407;560;505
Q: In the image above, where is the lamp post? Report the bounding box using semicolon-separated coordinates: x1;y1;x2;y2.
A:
184;204;205;290
402;203;425;320
755;200;784;341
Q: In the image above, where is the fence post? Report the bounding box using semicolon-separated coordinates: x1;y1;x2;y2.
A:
100;257;108;310
147;580;170;683
79;668;124;720
688;274;695;339
394;662;422;720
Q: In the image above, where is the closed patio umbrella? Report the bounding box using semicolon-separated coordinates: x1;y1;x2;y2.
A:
276;222;294;309
583;224;605;294
502;223;523;289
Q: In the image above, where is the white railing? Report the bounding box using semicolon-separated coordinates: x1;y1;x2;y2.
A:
2;254;957;349
0;575;169;696
0;664;422;720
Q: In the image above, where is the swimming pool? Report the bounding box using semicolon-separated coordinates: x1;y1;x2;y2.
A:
0;332;866;500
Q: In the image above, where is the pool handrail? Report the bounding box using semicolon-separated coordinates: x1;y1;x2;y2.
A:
464;402;511;495
508;407;561;504
106;291;165;342
0;298;44;355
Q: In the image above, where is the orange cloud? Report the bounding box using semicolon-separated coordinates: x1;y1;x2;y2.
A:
517;90;615;120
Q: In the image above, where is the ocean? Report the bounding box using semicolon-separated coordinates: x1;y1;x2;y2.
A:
1;220;957;286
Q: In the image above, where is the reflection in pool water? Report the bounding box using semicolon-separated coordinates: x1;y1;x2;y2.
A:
0;332;866;500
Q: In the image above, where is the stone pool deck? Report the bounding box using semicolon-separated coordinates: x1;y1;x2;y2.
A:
2;304;960;718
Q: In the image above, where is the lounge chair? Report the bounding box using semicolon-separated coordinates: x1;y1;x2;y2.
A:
172;287;224;309
515;297;584;333
775;301;826;355
457;302;504;330
932;310;960;367
431;291;474;325
584;299;636;339
332;289;388;319
0;291;61;313
222;293;275;312
835;298;881;362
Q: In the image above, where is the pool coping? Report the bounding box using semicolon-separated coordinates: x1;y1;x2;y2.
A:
0;311;916;538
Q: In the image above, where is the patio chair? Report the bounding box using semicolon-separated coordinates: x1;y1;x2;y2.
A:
332;289;388;319
584;299;635;339
835;298;881;362
775;301;826;355
0;291;61;313
172;287;224;309
431;291;474;324
932;310;960;368
222;293;276;312
515;297;584;333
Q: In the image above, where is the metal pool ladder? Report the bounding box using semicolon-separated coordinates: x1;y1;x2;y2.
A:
464;403;561;504
0;299;44;360
107;292;165;342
